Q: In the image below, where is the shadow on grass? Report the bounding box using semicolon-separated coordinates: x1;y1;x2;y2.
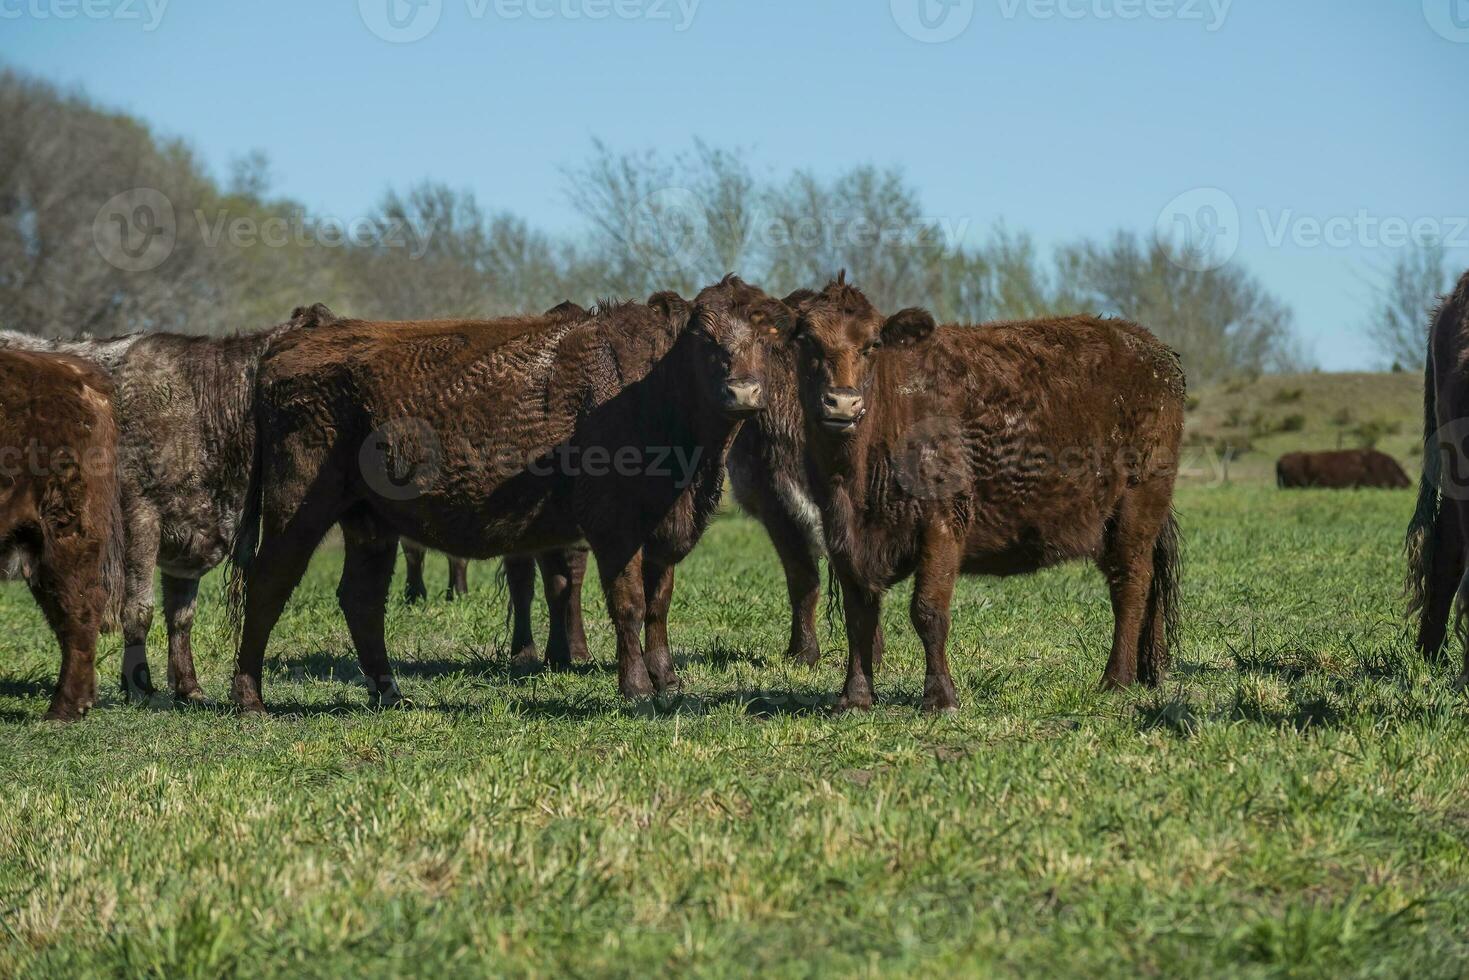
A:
270;649;615;686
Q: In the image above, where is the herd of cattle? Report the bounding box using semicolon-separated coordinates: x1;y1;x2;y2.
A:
2;270;1467;722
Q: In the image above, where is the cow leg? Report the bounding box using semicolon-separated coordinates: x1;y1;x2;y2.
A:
1099;492;1166;689
30;538;103;722
765;512;823;666
641;559;681;693
538;548;587;670
835;575;882;712
912;522;960;713
233;502;339;715
446;556;470;601
338;510;403;708
402;541;428;604
161;574;207;704
1419;502;1465;662
596;548;657;699
564;547;590;662
504;555;540;676
118;508;160;701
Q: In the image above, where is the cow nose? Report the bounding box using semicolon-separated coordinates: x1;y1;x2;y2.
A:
723;379;765;416
821;388;866;429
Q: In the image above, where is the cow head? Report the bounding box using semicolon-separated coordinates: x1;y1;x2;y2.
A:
782;272;936;434
674;276;792;421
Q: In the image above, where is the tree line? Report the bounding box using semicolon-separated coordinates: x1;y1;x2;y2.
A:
5;64;1415;385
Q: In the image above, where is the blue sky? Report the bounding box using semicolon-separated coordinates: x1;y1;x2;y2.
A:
4;0;1466;369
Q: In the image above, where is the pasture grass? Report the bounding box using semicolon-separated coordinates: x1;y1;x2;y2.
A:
2;484;1468;976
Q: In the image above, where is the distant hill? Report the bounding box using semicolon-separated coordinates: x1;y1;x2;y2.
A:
1181;371;1423;485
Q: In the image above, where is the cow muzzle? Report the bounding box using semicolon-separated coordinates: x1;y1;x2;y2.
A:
820;388;866;432
722;378;765;418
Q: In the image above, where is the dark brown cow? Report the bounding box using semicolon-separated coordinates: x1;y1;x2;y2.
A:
229;277;789;710
1276;450;1411;489
726;289;829;665
1407;269;1469;683
402;299;599;667
0;350;125;720
781;275;1185;712
401;539;471;603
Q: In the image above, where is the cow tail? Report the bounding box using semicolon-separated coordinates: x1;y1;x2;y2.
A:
99;472;128;633
1138;510;1182;686
226;402;265;645
1406;344;1443;635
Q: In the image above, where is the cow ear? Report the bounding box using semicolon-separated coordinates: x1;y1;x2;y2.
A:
749;300;796;341
291;303;337;329
881;308;936;348
647;291;691;326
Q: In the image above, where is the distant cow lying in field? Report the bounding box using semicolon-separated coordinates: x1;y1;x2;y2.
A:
229;277;789;711
781;275;1185;712
0;350;125;720
1276;450;1411;489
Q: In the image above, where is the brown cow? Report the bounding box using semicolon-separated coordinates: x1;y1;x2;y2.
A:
1407;269;1469;682
229;277;790;710
1276;450;1411;489
400;298;593;669
726;289;830;666
0;350;125;720
781;275;1185;712
401;539;472;603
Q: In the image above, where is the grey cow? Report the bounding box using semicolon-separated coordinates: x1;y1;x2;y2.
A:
0;306;328;700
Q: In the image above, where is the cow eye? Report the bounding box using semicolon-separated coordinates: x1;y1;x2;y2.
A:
861;340;882;357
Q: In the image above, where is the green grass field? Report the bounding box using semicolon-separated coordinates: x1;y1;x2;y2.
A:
2;480;1468;977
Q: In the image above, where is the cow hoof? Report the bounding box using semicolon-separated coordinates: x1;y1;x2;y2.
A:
403;589;427;605
119;670;157;703
509;649;543;678
619;674;656;700
174;688;210;708
834;695;874;714
651;671;682;695
922;677;959;713
787;643;822;668
569;645;591;663
42;703;87;723
231;677;267;715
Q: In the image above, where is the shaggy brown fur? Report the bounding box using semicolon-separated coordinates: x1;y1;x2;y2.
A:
1406;269;1469;682
0;350;126;720
399;302;594;665
0;308;317;703
229;278;790;710
783;275;1185;712
726;289;830;665
1276;450;1410;489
